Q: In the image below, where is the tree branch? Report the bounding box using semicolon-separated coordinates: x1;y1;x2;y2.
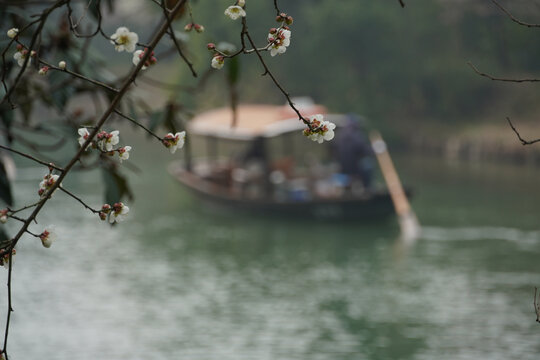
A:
491;0;540;28
506;117;540;145
468;61;540;83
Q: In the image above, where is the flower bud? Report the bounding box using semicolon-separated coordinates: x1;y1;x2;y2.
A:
184;23;193;32
237;0;245;6
30;50;36;57
16;44;23;51
194;24;205;33
207;43;216;50
269;27;277;34
7;28;18;39
286;16;293;25
38;66;49;76
58;60;66;69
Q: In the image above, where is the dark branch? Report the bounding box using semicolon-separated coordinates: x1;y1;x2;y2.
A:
468;62;540;83
491;0;540;28
506;117;540;145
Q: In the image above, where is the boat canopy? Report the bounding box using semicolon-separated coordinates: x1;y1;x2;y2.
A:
189;104;330;140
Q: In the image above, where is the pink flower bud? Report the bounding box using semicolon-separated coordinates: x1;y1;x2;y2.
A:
184;23;193;31
286;16;293;25
207;43;216;50
38;66;49;76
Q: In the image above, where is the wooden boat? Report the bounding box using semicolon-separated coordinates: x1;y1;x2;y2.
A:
168;102;407;220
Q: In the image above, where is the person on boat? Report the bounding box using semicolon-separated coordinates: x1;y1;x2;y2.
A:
234;136;272;197
332;114;375;192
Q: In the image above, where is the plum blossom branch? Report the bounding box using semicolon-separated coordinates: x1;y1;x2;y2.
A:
467;61;540;83
398;0;405;8
243;29;311;128
490;0;540;28
1;0;68;108
36;57;120;93
159;0;197;77
506;117;540;145
0;145;64;172
0;1;188;357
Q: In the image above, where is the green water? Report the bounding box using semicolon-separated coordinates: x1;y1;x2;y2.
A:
2;140;540;360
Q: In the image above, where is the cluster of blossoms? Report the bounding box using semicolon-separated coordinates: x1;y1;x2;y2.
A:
0;248;16;269
162;131;186;154
13;44;34;67
302;114;336;144
99;203;129;223
110;27;157;70
224;0;246;20
39;226;56;248
78;128;132;162
268;12;293;57
268;27;291;57
38;173;60;198
132;48;157;70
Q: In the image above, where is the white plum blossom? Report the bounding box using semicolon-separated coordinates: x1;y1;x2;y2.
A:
268;28;291;57
211;55;224;70
58;60;66;69
7;28;18;39
78;128;90;148
97;130;120;152
109;202;129;223
224;5;246;20
132;50;146;69
38;174;60;198
132;48;157;70
118;146;131;162
162;131;186;154
39;225;57;248
13;46;30;67
303;114;336;144
110;27;138;52
238;0;246;7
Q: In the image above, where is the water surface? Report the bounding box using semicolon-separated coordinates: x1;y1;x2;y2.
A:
2;143;540;360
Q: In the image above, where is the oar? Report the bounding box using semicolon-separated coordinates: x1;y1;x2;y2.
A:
370;131;421;242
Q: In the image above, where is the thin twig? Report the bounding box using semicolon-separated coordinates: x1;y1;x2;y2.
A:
0;144;64;171
38;58;119;92
506;117;540;145
59;186;99;213
491;0;540;28
113;109;163;141
535;287;540;322
468;62;540;83
399;0;405;7
159;0;197;77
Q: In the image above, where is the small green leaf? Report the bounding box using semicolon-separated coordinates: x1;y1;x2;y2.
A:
0;158;13;206
102;166;133;205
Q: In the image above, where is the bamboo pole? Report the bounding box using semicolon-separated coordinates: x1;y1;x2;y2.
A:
370;131;421;242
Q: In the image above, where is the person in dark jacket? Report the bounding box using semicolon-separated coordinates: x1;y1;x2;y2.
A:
333;114;375;191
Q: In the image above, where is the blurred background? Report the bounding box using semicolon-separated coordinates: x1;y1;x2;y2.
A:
2;0;540;359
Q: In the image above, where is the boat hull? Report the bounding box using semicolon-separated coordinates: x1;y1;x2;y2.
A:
169;163;399;221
